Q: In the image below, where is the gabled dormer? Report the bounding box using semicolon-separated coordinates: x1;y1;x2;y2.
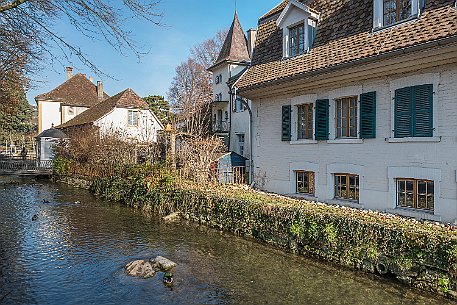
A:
277;0;320;59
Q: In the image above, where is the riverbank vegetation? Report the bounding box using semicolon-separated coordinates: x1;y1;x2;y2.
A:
53;153;457;299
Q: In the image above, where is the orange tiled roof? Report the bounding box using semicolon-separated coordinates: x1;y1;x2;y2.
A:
35;73;109;107
236;0;457;91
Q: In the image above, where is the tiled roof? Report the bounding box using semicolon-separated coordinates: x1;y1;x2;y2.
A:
57;88;149;129
211;12;250;69
236;0;457;91
35;73;110;107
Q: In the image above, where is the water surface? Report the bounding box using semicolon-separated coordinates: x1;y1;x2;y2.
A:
0;177;451;304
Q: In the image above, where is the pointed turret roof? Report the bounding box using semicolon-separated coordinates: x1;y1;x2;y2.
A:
210;12;250;71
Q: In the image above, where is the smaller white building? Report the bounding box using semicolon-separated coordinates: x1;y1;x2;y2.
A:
57;88;163;143
36;127;68;161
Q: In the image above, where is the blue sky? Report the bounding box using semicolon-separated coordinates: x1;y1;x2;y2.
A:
26;0;280;105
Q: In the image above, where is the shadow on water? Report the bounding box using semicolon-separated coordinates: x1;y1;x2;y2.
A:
0;177;452;305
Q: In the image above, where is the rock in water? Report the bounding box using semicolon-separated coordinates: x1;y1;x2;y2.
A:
151;256;177;271
125;260;156;278
162;212;180;222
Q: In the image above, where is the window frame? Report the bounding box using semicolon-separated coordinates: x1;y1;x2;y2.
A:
396;178;434;211
127;110;139;127
373;0;421;30
297;103;314;140
383;0;412;26
334;96;358;139
295;170;315;195
334;173;359;202
67;106;74;115
288;22;305;58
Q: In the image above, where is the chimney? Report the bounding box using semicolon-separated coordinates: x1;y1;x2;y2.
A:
66;66;73;79
89;76;93;83
97;81;104;99
247;28;257;59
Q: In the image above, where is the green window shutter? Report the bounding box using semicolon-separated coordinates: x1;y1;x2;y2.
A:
281;105;292;141
315;99;329;140
395;86;413;138
360;91;376;139
395;84;433;138
413;84;433;137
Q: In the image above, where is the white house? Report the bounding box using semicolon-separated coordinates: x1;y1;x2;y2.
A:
57;88;163;143
35;67;109;133
234;0;457;222
208;12;256;162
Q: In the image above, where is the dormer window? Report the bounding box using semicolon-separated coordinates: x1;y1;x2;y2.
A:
289;23;305;57
277;0;320;58
383;0;412;25
373;0;422;29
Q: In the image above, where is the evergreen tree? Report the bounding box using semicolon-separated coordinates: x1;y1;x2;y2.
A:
143;95;171;125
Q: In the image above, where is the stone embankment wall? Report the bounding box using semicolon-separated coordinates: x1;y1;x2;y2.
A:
60;175;457;299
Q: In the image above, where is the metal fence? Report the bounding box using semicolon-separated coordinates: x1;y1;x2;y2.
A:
0;158;53;175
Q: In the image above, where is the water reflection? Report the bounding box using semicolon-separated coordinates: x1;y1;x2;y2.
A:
0;177;451;304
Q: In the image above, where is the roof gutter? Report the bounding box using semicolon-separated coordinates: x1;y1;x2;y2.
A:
238;34;457;94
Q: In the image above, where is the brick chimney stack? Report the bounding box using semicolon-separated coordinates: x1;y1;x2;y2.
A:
97;81;104;99
66;67;73;79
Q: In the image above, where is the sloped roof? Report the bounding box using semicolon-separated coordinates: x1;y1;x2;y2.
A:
210;12;251;70
57;88;149;129
36;127;68;139
35;73;110;107
236;0;457;91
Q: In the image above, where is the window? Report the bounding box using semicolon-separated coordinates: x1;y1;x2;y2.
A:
68;106;74;115
225;111;229;120
335;96;358;138
235;98;245;112
215;74;222;84
394;84;433;138
383;0;412;26
237;134;245;156
307;19;317;49
128;110;139;126
297;103;313;140
334;174;359;201
289;23;305;57
397;178;434;211
296;171;315;195
215;93;223;102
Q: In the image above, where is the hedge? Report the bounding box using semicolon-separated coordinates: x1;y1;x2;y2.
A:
87;175;457;298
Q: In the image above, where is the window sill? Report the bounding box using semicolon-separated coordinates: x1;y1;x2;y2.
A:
289;193;317;202
327;139;363;144
329;199;362;209
290;139;318;145
386;136;441;143
372;15;418;33
386;208;441;222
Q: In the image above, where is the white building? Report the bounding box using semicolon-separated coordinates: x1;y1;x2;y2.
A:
35;67;109;133
208;12;256;161
234;0;457;222
35;68;163;143
57;88;163;143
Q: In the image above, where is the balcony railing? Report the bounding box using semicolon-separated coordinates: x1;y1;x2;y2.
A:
212;121;229;133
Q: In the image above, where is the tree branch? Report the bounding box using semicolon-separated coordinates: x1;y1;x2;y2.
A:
0;0;30;13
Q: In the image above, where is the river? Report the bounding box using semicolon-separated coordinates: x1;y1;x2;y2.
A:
0;177;452;305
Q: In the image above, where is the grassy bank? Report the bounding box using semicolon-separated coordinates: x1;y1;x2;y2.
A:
79;169;457;299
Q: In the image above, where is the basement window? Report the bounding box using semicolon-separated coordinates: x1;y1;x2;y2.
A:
397;178;434;211
296;170;315;195
334;173;359;202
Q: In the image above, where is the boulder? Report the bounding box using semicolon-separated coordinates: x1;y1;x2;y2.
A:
125;260;156;278
151;256;177;271
162;212;180;222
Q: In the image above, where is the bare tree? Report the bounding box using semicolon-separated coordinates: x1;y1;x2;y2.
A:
0;0;162;85
167;29;228;136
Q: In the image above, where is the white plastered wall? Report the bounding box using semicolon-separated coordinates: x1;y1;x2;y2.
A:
96;108;163;143
251;65;457;223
